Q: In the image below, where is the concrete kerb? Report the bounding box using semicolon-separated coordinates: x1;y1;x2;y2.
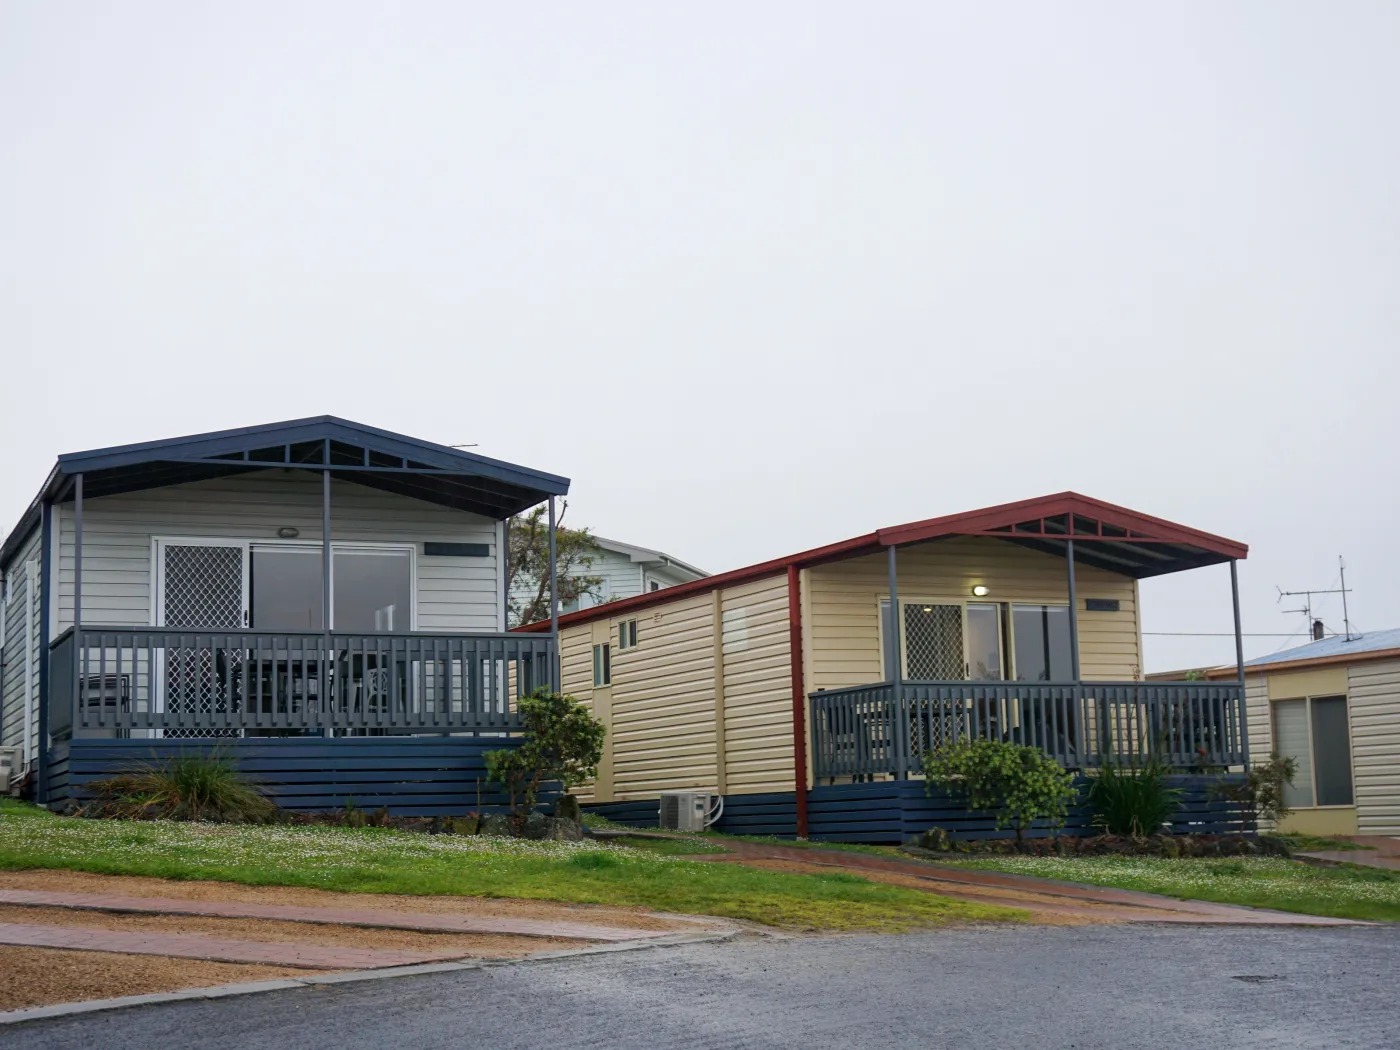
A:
0;928;745;1028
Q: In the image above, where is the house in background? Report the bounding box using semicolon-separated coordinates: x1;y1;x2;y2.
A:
1207;628;1400;836
563;537;707;612
519;492;1253;842
0;416;567;810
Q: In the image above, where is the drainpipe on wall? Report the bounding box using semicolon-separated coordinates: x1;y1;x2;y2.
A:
787;564;808;839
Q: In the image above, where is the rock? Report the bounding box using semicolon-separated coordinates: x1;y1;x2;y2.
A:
520;812;550;840
915;826;952;851
553;794;582;823
479;813;516;837
542;817;583;841
450;815;481;836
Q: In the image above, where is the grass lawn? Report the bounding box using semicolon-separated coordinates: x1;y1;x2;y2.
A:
943;853;1400;923
0;800;1022;932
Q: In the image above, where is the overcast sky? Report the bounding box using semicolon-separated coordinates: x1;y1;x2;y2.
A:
2;3;1396;671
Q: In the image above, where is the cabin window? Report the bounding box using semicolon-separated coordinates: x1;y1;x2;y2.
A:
618;620;638;650
249;544;412;631
1011;604;1073;682
593;643;611;686
1273;695;1353;808
649;580;661;592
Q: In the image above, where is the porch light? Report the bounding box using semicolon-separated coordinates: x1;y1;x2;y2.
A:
971;585;989;597
278;527;300;539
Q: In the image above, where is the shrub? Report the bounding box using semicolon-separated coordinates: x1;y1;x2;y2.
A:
81;751;278;823
486;688;606;814
1212;753;1299;830
1088;757;1183;837
923;740;1079;844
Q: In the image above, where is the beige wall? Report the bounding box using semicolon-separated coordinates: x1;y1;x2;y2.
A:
1246;660;1400;836
559;573;796;803
804;537;1141;690
1349;658;1400;835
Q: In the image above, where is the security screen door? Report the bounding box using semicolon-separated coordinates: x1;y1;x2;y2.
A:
156;542;249;730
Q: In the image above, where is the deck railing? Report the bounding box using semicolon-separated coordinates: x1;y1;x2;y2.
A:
49;627;556;736
809;680;1247;781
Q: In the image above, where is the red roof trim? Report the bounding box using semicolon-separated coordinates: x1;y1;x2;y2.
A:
876;491;1249;559
514;491;1248;633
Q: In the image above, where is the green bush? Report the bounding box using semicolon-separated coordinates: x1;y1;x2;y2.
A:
1212;753;1299;829
486;688;606;814
923;740;1079;844
82;751;278;823
1087;757;1183;837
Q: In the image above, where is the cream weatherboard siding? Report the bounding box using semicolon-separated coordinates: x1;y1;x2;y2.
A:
1245;674;1270;767
804;537;1141;690
720;575;794;794
53;471;502;633
1348;658;1400;835
1;528;42;766
558;572;797;803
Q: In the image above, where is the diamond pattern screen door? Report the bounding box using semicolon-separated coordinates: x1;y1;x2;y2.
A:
902;603;966;680
156;542;249;732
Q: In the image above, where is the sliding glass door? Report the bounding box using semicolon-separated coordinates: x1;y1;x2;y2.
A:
249;544;414;631
881;598;1073;681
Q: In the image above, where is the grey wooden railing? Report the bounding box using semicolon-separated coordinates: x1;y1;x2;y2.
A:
50;627;556;737
809;680;1247;781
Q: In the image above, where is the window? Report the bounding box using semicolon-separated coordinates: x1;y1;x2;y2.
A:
618;619;638;650
649;580;661;592
592;643;611;686
879;599;1073;682
250;544;412;631
1273;695;1353;808
1011;604;1073;682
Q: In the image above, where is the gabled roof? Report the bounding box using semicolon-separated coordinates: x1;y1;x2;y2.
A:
1205;627;1400;677
593;536;708;579
517;491;1247;632
1;416;570;571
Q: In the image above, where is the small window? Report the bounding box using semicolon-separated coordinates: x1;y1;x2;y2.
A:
649;580;661;592
618;620;638;650
592;643;611;686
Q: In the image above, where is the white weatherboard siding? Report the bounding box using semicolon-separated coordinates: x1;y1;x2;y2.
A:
54;472;502;632
1349;658;1400;835
1;528;42;765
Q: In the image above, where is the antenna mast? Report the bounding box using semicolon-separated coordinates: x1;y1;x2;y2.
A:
1277;559;1354;642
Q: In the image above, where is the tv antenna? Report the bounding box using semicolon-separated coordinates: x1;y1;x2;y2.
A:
1277;556;1355;642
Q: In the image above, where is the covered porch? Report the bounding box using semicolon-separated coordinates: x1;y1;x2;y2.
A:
802;494;1250;785
19;417;571;805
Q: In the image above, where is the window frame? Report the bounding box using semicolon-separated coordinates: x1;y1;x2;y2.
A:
1270;693;1355;810
592;642;611;687
617;619;638;650
876;597;1071;682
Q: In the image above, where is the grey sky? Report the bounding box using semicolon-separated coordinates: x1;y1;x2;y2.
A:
2;2;1396;671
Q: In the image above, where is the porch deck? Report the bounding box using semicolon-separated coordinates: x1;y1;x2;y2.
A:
808;679;1247;781
49;627;555;737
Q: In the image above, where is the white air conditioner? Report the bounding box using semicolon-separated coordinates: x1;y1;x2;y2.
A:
658;791;723;833
0;747;23;796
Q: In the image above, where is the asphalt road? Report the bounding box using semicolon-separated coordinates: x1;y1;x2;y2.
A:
10;924;1400;1050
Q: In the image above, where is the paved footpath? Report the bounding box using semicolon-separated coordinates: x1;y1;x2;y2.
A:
1299;835;1400;872
701;840;1367;925
0;920;473;969
0;889;661;942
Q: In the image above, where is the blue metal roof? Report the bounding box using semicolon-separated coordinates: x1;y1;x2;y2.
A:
1;416;570;571
1246;627;1400;668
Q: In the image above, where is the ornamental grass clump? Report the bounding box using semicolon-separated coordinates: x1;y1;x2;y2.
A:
81;751;279;824
1088;757;1183;838
924;740;1079;845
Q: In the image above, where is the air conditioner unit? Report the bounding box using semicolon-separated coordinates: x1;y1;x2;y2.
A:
0;747;23;796
658;791;723;833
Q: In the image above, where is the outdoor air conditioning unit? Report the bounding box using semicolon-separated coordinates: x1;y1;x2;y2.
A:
0;747;23;796
658;791;723;833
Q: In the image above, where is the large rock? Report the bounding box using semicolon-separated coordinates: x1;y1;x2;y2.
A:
479;813;516;837
553;794;582;823
542;817;584;841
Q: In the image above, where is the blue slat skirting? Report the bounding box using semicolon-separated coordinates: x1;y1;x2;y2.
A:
45;736;540;817
586;775;1254;843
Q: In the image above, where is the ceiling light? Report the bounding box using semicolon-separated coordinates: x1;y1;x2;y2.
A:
971;585;990;597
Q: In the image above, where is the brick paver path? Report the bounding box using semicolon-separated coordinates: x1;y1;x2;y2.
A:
0;921;475;970
699;841;1367;925
0;890;658;942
